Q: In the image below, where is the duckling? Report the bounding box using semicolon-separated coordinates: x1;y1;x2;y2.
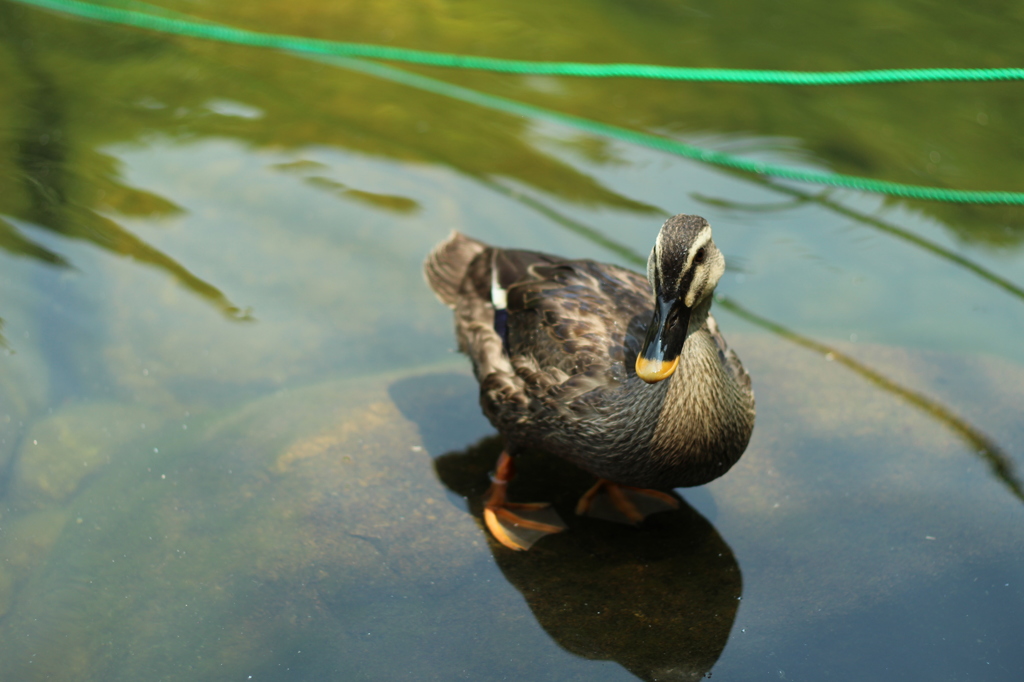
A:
424;214;754;550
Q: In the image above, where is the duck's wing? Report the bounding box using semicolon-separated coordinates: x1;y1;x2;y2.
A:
501;254;653;393
452;247;560;381
447;241;652;415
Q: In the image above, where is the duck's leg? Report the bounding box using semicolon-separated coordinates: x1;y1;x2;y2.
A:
483;451;566;551
575;479;679;525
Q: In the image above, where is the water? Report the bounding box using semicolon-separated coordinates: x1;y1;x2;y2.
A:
1;0;1022;679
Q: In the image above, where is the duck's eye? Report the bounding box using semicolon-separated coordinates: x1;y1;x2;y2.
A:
693;247;707;266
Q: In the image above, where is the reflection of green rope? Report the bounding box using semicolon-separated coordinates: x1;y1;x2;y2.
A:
330;58;1024;205
718;296;1024;505
16;0;1024;205
17;0;1024;85
695;183;1024;303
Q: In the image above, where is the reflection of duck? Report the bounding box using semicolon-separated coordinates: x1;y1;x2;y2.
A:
433;437;742;682
424;215;755;550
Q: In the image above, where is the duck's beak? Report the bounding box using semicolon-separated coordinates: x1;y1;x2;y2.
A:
635;296;691;383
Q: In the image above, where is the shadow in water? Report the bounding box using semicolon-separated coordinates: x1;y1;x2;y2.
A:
391;372;742;682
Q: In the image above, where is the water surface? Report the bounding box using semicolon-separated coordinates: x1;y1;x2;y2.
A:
1;0;1022;680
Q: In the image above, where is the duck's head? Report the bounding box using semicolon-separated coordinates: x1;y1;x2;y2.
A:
635;214;726;384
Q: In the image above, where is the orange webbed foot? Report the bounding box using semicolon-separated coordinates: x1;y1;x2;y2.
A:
483;451;566;551
575;478;679;525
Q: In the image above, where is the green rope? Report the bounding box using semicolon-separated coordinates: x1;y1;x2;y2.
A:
16;0;1024;85
14;0;1024;205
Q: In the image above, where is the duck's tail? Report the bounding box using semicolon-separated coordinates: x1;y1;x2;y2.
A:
423;230;487;308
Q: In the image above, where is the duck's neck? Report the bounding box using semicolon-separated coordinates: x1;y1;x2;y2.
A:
649;308;749;465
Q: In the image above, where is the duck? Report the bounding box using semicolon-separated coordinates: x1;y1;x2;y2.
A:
424;214;755;550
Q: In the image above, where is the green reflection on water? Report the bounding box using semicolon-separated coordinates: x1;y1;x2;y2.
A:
0;2;248;321
1;0;1022;279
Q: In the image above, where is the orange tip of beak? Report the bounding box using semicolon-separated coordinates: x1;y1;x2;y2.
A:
635;355;679;383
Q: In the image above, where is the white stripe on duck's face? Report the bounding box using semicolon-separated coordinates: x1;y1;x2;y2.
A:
648;215;725;308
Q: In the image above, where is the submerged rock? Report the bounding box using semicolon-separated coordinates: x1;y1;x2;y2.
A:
0;343;48;484
0;364;488;681
0;508;68;620
8;403;164;510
